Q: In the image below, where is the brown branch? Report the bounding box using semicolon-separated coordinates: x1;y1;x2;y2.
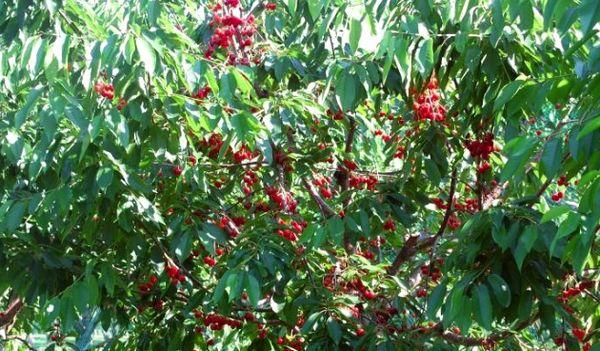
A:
0;297;23;328
387;168;457;275
437;312;538;346
301;178;335;218
0;335;37;351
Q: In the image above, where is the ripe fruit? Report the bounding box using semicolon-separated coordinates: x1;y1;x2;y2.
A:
172;165;183;177
204;256;217;267
356;328;366;337
277;337;284;345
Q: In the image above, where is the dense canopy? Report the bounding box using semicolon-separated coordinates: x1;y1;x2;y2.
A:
0;0;599;350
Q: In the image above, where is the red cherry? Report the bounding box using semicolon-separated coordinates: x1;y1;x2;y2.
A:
277;337;284;345
356;328;366;337
172;165;183;176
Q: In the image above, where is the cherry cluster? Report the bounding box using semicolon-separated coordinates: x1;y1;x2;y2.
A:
374;129;392;142
453;198;479;214
191;85;211;104
326;108;345;120
202;312;242;330
94;81;114;99
466;133;495;160
412;78;447;122
265;186;298;213
219;215;243;238
551;191;564;202
199;133;226;159
241;169;259;195
348;278;377;300
349;174;378;190
383;218;396;232
233;144;255;163
205;1;259;65
166;265;186;285
275;218;306;242
558;280;593;303
138;275;159;295
312;175;333;199
394;145;405;159
94;81;127;111
420;259;444;282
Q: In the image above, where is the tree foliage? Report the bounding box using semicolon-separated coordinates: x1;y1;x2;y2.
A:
0;0;599;350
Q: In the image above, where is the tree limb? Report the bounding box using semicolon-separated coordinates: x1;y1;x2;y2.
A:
387;168;457;275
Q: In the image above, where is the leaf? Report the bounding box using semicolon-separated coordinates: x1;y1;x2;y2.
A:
101;263;115;295
500;136;538;182
308;0;324;20
415;38;434;77
327;216;344;245
246;274;260;307
349;18;361;54
540;138;562;178
326;317;342;345
487;274;511;308
64;104;88;130
96;167;114;192
135;36;156;74
513;225;538;271
579;0;600;36
335;70;358;110
493;78;526;112
578;114;600;140
230;112;261;141
427;282;447;319
15;87;43;129
550;211;580;256
301;312;321;333
541;205;571;223
476;284;493;330
6;201;26;233
108;109;129;147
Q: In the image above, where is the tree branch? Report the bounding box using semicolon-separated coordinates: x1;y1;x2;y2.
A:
387;168;457;275
0;297;23;328
301;178;335;218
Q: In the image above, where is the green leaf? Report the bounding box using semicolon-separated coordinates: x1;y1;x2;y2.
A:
135;36;156;74
500;136;538;182
100;263;115;295
107;109;129;147
245;274;260;307
513;225;538;271
308;0;325;20
415;38;434;77
15;87;43;129
487;274;511;308
349;18;362;54
230;112;261;141
541;205;571;223
326;317;342;345
427;282;447;319
335;70;358;110
493;78;526;112
6;201;26;233
540;138;562;178
579;0;600;36
96;167;114;192
550;211;580;256
327;216;344;245
476;284;493;330
578;114;600;140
